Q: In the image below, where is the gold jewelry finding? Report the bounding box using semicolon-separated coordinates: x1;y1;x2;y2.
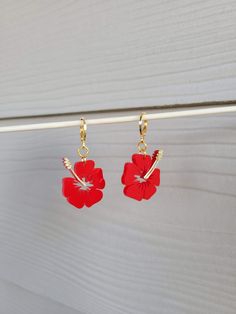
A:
62;157;86;186
77;118;89;161
139;112;148;138
80;117;87;142
137;112;148;154
143;150;163;179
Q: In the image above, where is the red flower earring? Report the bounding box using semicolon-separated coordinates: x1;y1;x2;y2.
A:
121;113;163;201
62;118;105;209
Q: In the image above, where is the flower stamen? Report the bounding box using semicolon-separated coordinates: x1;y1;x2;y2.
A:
134;175;146;183
62;157;86;186
143;150;163;180
74;178;93;190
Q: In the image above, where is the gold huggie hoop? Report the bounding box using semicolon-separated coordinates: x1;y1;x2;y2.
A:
137;112;148;154
80;117;87;143
77;118;89;161
139;112;148;138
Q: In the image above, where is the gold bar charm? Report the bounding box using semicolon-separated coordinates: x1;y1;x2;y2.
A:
62;157;86;186
144;150;163;180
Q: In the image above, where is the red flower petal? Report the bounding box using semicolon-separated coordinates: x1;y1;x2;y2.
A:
62;178;85;208
143;183;156;200
67;190;86;209
74;160;95;178
121;152;162;201
62;178;77;197
121;162;140;185
148;168;160;186
124;183;144;201
85;189;103;207
132;154;152;173
62;159;105;209
89;168;105;189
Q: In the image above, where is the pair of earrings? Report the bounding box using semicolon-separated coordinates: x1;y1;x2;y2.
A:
62;113;163;209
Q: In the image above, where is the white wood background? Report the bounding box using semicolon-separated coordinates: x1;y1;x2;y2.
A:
0;1;236;314
1;0;236;117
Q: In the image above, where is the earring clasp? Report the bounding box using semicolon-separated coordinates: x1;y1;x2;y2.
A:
139;112;148;138
78;118;89;161
137;112;148;154
80;117;87;143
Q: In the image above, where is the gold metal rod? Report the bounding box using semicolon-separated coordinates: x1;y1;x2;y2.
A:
144;150;163;180
62;157;86;186
70;169;86;186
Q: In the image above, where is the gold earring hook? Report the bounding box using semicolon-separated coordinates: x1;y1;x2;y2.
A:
80;117;87;143
137;112;148;154
77;118;89;161
139;112;148;138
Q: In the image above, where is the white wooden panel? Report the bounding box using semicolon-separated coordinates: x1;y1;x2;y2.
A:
0;112;236;313
0;279;83;314
1;0;236;118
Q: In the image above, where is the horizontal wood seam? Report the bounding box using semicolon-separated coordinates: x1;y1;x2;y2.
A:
1;100;236;122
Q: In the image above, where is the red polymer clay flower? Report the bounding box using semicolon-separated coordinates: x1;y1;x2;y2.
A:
62;160;105;209
121;153;160;201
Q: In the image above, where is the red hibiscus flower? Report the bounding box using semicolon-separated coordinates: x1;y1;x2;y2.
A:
62;160;105;209
121;153;160;201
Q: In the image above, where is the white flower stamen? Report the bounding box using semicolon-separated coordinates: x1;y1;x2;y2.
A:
74;177;93;190
134;175;146;183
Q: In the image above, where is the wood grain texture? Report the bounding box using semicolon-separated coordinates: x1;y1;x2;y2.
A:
1;0;236;118
0;279;83;314
0;112;236;313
